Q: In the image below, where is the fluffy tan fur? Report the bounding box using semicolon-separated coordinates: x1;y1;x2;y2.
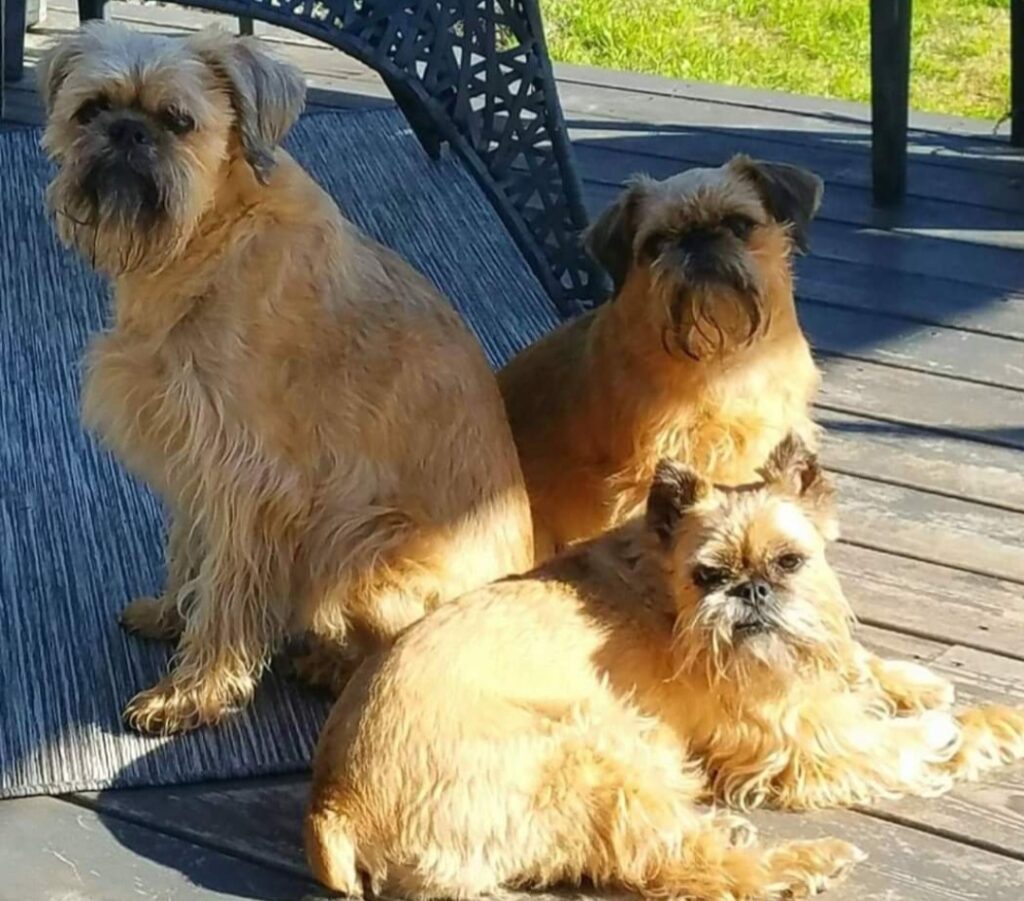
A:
306;435;1024;899
40;23;532;734
500;159;824;560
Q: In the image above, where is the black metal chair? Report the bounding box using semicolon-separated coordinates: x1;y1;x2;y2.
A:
3;0;608;315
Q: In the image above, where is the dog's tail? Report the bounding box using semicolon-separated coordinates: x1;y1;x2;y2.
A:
305;806;363;897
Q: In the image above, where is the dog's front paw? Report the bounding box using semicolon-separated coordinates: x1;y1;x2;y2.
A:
870;658;955;712
119;596;184;641
950;705;1024;780
123;679;235;735
764;838;865;898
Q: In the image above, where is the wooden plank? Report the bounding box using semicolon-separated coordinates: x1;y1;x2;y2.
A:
857;624;947;664
796;260;1024;342
834;472;1024;584
820;410;1024;513
803;303;1024;392
815;354;1024;451
0;794;318;899
75;777;312;877
834;544;1024;658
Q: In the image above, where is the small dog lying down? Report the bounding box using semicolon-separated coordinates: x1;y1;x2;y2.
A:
305;435;1024;899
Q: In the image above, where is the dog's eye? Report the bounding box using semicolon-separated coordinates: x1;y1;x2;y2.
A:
723;215;755;241
692;565;730;590
75;97;110;125
161;108;196;136
776;553;806;573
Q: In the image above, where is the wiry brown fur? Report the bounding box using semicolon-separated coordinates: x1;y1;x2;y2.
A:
41;23;533;734
499;159;823;560
306;435;1024;899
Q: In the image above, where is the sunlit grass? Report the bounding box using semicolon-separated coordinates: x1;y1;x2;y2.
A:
541;0;1010;120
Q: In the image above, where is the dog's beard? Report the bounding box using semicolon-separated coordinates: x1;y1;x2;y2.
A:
672;589;845;686
651;251;766;361
46;147;202;277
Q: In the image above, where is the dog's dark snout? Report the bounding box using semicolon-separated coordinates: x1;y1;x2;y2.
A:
731;579;773;607
679;229;717;254
108;117;153;149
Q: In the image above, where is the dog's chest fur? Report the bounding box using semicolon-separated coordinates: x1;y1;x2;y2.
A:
614;342;819;511
79;260;320;501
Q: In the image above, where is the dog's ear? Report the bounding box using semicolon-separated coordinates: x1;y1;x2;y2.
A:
191;30;306;184
730;156;823;253
758;433;838;540
646;458;711;544
583;178;649;292
37;32;87;113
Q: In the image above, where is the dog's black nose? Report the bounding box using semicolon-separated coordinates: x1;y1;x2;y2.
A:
679;229;717;254
731;579;773;607
108;118;153;149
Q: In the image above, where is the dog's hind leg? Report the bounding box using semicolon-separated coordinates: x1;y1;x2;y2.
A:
120;513;199;641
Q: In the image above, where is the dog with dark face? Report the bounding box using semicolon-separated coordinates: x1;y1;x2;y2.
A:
305;434;1024;899
499;157;823;560
39;23;533;734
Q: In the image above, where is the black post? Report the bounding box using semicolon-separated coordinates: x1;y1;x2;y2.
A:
3;0;28;84
870;0;912;206
77;0;106;21
1012;0;1023;146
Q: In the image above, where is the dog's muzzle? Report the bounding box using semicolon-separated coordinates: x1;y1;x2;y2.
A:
670;231;759;296
655;234;765;358
81;126;162;221
728;579;776;637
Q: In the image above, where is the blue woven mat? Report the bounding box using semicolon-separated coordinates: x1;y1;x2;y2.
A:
0;107;561;798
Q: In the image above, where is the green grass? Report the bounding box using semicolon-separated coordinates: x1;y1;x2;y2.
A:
541;0;1011;120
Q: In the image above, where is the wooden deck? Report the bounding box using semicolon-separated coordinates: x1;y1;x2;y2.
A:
4;4;1024;898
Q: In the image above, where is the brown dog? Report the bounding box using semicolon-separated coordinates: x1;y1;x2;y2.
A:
39;23;533;734
500;158;823;560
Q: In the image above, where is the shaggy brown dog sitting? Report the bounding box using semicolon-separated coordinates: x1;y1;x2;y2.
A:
304;434;1024;899
39;23;533;734
500;157;823;560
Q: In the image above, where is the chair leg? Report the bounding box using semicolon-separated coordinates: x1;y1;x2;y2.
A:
3;0;29;84
870;0;913;206
1012;0;1023;146
78;0;107;21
